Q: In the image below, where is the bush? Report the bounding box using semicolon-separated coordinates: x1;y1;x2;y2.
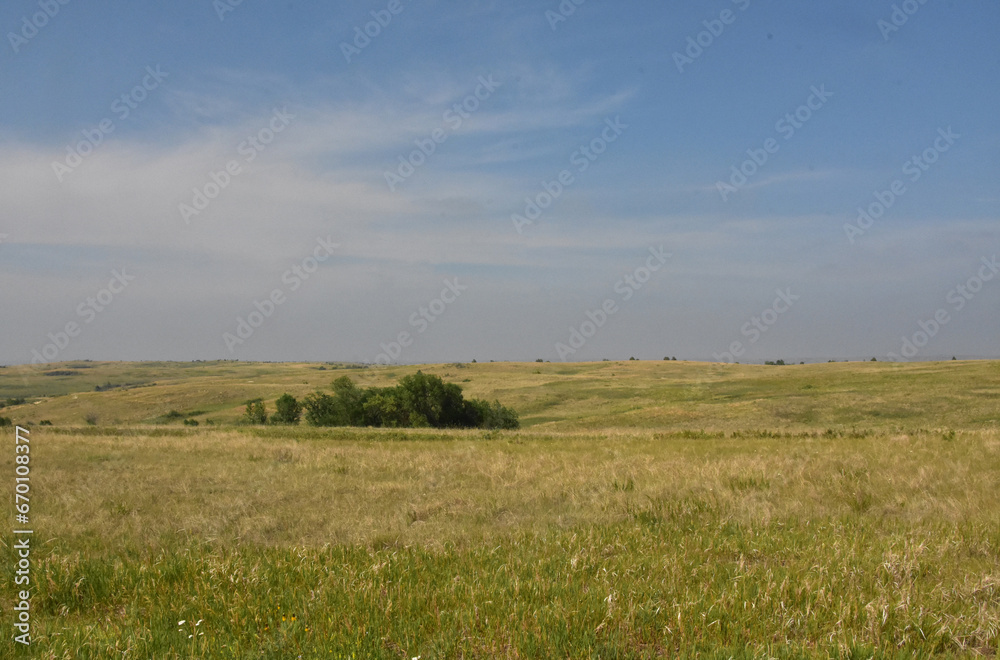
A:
183;418;199;426
302;392;341;426
303;372;519;430
360;388;409;428
397;371;467;428
243;400;267;425
0;417;12;427
331;376;365;425
272;393;302;425
465;399;520;430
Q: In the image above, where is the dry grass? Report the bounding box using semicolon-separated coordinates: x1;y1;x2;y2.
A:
1;425;998;657
0;359;998;657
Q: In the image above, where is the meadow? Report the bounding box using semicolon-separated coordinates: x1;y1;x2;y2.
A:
0;360;998;658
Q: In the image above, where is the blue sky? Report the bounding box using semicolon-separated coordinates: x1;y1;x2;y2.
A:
1;0;998;365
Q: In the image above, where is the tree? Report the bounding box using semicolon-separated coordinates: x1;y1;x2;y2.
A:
331;376;365;425
302;391;340;426
304;372;519;431
361;388;409;427
397;371;467;428
272;393;302;424
465;398;520;430
243;399;267;424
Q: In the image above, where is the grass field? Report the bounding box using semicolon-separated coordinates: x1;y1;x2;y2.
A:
1;360;998;657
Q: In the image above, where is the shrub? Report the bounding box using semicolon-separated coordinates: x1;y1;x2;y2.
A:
302;392;341;426
331;376;365;425
183;418;199;426
0;416;12;427
397;371;467;428
243;400;267;425
272;393;302;425
360;388;409;428
303;372;519;430
465;399;520;430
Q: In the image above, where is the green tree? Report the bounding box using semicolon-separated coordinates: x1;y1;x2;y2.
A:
302;391;340;426
397;371;466;428
361;387;410;427
465;399;520;430
243;399;267;424
272;393;302;424
331;376;365;425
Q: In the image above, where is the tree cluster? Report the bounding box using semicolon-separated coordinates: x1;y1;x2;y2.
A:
300;372;519;430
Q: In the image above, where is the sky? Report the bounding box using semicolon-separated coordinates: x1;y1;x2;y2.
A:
1;0;998;366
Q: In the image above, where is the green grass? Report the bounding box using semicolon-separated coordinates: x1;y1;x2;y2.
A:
0;360;998;657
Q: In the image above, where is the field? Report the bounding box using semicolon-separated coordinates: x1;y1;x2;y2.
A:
1;360;998;658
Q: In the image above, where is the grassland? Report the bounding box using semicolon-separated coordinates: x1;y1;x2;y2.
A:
3;358;999;431
1;360;998;657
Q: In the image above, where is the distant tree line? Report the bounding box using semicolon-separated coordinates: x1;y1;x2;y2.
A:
244;372;519;430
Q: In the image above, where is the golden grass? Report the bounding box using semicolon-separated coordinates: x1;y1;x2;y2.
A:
0;360;997;656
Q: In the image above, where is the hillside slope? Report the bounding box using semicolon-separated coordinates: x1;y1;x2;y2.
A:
1;359;997;431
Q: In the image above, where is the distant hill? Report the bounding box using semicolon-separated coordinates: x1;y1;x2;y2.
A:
1;359;997;432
